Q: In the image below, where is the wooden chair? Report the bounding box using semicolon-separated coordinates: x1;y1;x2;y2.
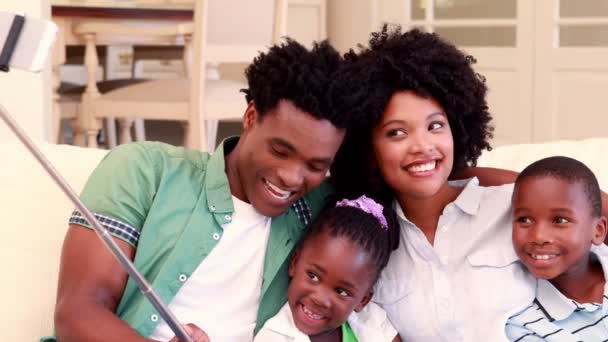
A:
74;0;287;151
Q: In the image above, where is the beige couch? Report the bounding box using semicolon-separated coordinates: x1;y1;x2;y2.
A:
2;137;607;341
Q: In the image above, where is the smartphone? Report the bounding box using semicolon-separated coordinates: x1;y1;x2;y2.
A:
0;11;57;73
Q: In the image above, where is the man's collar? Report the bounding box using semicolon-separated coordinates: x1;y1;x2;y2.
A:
204;136;240;214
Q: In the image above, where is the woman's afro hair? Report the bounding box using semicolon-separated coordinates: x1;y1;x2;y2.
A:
330;25;494;203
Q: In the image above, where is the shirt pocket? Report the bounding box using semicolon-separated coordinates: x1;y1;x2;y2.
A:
466;249;535;313
372;263;439;340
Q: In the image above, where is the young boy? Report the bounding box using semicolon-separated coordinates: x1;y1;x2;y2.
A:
506;156;608;341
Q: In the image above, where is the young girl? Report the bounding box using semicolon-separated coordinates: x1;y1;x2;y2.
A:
330;25;537;341
255;195;401;342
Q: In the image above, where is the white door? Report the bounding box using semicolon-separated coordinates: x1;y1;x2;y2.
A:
533;0;608;142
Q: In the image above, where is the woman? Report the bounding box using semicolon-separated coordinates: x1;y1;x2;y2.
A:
330;25;535;341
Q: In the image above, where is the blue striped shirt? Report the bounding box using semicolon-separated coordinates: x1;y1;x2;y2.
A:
505;245;608;341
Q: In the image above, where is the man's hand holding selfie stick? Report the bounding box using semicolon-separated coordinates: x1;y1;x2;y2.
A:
0;11;207;342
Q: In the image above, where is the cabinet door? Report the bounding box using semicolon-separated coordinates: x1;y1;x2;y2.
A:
377;0;534;146
533;0;608;142
288;0;327;47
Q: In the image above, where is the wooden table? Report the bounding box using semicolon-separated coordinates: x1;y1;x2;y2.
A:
50;1;194;145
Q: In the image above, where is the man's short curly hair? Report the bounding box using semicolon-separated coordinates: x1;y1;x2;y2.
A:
330;25;494;203
242;38;354;129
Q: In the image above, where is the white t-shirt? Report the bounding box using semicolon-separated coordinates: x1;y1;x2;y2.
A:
149;195;271;341
374;178;536;342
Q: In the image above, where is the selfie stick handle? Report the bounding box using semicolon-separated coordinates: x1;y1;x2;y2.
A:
0;104;193;342
0;14;24;72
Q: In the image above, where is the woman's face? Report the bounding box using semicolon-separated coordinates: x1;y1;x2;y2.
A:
371;90;454;200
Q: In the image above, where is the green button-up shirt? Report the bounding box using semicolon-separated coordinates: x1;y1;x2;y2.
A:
42;137;331;340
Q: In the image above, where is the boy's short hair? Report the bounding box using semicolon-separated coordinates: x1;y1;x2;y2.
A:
515;156;602;217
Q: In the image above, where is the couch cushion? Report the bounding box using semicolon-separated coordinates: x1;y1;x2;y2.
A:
0;139;107;340
478;138;608;191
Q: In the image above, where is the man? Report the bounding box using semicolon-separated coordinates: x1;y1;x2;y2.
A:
47;38;358;342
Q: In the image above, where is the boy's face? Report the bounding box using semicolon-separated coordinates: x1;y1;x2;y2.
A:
512;176;607;280
232;100;345;218
287;228;374;337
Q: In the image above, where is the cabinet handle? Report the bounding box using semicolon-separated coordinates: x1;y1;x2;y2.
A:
119;53;132;65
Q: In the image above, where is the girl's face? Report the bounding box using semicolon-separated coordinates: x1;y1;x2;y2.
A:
287;227;374;337
372;90;454;200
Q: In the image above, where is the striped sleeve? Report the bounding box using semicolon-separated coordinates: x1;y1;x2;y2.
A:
69;209;140;247
505;303;580;342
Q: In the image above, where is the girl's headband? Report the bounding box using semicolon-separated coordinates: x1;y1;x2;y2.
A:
335;195;388;230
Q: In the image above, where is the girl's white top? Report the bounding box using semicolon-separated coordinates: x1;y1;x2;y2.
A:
255;302;397;342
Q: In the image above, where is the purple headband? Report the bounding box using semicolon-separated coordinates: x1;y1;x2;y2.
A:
335;195;388;230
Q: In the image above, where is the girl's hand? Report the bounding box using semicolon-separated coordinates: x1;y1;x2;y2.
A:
168;324;210;342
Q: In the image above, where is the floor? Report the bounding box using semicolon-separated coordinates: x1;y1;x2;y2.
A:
144;120;242;148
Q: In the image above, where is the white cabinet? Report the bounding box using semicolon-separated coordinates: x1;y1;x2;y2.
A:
328;0;608;145
288;0;327;47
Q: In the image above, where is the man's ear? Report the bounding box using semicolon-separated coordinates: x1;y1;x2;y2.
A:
288;248;301;278
592;216;608;245
354;290;373;312
242;101;257;130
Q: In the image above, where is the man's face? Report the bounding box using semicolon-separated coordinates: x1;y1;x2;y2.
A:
287;228;374;336
511;176;607;281
232;100;345;217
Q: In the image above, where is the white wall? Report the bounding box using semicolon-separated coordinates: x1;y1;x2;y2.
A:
0;0;52;142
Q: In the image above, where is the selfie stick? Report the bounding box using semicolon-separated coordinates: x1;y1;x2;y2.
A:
0;14;192;342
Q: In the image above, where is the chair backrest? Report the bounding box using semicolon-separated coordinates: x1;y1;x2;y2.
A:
205;0;287;63
188;0;287;149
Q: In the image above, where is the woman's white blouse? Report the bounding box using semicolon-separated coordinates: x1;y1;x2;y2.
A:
374;178;536;342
